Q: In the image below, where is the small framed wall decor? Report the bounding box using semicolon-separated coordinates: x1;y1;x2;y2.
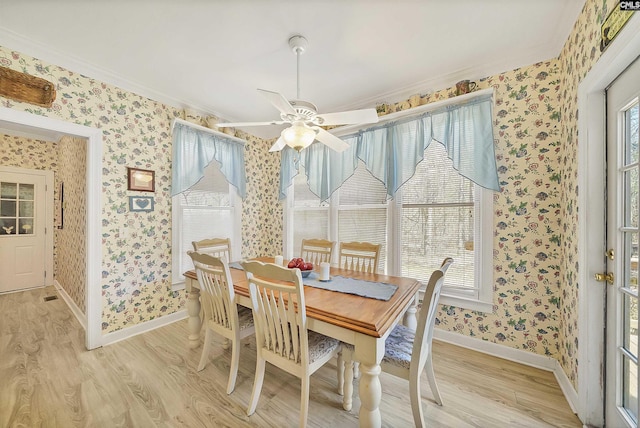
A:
129;196;155;212
127;167;155;192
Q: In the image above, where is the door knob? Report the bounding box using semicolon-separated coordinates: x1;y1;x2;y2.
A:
606;249;614;260
594;272;614;284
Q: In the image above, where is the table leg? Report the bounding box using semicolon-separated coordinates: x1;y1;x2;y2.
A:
358;362;382;427
187;287;202;349
355;337;384;428
403;295;418;331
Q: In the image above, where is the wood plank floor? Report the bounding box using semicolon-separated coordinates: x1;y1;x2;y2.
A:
0;286;582;427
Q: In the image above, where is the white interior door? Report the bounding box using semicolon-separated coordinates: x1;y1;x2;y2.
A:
606;56;640;427
0;168;50;292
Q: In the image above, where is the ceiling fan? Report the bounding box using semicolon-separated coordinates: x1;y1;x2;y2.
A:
216;35;379;152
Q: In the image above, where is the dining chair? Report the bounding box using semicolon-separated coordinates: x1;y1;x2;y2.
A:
192;237;232;262
187;251;255;394
300;238;335;265
340;257;453;427
242;260;341;428
338;241;381;274
336;241;381;379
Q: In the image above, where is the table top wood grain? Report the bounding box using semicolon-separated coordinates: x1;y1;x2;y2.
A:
184;258;421;338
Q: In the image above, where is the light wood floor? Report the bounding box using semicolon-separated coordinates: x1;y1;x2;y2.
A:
0;286;582;427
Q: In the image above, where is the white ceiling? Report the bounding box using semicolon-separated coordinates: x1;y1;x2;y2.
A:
0;0;585;139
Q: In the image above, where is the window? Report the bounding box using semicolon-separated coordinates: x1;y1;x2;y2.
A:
1;182;35;235
285;144;493;312
399;142;493;311
172;160;241;289
290;169;329;258
337;161;388;272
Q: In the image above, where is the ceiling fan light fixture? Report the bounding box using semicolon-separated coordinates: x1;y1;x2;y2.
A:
282;121;316;151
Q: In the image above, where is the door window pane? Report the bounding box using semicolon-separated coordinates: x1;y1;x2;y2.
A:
623;355;638;424
18;218;33;235
1;200;16;217
627;103;639;164
623;291;639;353
625;232;639;292
18;183;34;200
19;201;34;217
625;168;639;228
1;181;36;236
0;182;16;199
0;218;16;235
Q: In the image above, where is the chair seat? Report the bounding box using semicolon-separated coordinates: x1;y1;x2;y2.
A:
382;324;414;370
237;306;254;330
308;331;340;363
340;323;414;370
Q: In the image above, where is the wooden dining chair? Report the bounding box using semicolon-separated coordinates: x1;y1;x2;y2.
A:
338;241;381;274
187;251;255;394
192;237;232;262
242;260;341;428
300;238;335;265
340;257;453;427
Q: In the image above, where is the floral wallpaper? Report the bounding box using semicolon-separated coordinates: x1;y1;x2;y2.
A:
237;129;283;259
409;61;564;362
556;0;617;389
55;135;87;312
0;0;620;393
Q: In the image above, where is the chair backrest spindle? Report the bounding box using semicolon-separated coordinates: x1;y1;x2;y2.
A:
243;261;308;366
301;239;335;266
338;241;381;274
192;237;232;262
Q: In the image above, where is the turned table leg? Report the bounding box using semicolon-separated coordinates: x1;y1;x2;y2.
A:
186;287;202;349
358;362;382;427
403;295;418;331
355;336;384;428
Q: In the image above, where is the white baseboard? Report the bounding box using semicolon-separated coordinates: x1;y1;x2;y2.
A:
433;328;579;416
54;280;87;331
100;309;188;347
53;279;188;349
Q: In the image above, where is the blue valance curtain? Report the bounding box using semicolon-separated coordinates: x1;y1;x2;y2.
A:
279;93;499;201
172;121;247;198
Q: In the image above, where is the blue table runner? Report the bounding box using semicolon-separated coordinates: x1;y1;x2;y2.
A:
303;272;397;301
229;262;398;301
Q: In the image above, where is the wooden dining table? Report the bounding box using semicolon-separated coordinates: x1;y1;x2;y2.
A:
183;257;422;428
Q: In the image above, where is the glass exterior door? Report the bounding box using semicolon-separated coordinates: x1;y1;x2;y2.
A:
606;57;640;427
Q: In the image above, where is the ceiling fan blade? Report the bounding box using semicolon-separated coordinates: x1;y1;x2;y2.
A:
216;120;287;128
269;136;287;152
257;89;297;116
314;128;349;153
315;108;379;126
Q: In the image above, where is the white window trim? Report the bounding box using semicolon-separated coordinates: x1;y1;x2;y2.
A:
171;184;242;291
436;185;493;312
284;171;494;313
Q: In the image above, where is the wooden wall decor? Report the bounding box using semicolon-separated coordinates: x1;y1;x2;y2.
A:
0;66;56;107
